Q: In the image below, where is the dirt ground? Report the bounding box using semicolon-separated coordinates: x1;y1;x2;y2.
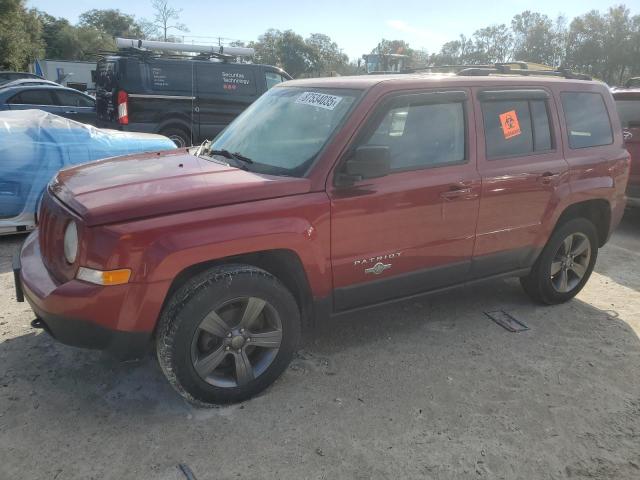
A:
0;210;639;480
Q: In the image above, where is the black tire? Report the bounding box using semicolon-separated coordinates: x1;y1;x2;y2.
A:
520;218;598;305
160;127;191;148
156;264;301;405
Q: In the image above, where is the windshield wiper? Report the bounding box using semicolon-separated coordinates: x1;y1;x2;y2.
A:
209;149;254;166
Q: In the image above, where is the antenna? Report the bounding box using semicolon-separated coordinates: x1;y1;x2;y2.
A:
115;38;254;58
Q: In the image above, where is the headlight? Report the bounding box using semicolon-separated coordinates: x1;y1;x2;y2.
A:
63;221;78;264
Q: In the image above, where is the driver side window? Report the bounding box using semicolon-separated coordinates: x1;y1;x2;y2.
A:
363;100;466;171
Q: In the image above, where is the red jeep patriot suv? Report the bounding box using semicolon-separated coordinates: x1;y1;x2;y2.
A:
14;69;630;404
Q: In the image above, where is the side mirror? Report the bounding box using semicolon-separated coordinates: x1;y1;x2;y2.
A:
338;145;390;185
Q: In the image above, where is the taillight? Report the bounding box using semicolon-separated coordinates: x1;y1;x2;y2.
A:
117;90;129;125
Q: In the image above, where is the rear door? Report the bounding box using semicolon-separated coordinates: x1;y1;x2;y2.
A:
52;90;96;125
472;88;569;277
196;63;258;142
328;89;481;311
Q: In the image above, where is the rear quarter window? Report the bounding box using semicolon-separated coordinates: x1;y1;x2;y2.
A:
615;99;640;128
561;92;613;149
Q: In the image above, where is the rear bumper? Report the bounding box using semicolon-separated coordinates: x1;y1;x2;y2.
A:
16;232;152;359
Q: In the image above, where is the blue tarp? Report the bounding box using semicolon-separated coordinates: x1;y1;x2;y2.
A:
0;110;176;233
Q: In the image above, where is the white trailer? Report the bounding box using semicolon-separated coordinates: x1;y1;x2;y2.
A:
31;59;97;93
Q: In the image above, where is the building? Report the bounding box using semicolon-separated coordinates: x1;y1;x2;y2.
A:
32;59;97;93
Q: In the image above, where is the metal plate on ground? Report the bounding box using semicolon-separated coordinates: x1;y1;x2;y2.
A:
485;310;529;332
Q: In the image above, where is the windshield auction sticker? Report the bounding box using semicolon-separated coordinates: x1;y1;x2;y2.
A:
499;110;522;139
296;92;343;110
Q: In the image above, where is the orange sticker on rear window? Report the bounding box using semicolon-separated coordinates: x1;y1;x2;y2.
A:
499;110;521;139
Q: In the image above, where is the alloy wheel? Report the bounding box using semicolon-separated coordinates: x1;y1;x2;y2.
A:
550;232;591;293
190;297;283;388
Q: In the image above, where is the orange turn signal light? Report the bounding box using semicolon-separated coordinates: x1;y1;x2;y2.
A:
77;267;132;286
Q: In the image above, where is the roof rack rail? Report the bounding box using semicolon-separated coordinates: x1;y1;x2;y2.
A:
405;62;591;80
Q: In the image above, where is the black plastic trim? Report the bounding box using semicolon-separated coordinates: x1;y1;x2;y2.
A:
334;260;471;312
23;292;151;360
331;267;532;318
12;250;24;302
478;89;550;101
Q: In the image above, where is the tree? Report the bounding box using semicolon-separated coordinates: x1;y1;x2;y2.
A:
37;11;114;60
305;33;348;76
0;0;44;70
565;6;639;84
472;24;512;63
511;11;557;64
78;9;144;38
147;0;188;42
275;30;314;78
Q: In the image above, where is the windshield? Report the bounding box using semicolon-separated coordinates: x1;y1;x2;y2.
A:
205;86;360;176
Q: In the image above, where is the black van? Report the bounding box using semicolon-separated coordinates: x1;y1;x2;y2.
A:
96;55;291;147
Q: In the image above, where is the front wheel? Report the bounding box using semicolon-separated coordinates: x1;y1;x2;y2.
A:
160;127;191;148
520;218;598;305
156;265;301;405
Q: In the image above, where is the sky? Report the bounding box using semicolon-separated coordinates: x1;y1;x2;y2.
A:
27;0;635;60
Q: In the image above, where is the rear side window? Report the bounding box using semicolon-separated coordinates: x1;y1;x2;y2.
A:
8;90;55;105
363;100;466;171
561;92;613;149
54;90;94;107
481;99;552;159
614;99;640;128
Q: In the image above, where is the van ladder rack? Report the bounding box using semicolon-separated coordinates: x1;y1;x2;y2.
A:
96;49;237;63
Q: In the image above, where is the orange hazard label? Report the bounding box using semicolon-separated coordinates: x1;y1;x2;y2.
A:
499;110;521;139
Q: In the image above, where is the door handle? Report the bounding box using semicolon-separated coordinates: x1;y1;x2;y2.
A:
440;184;473;200
64;110;78;114
538;171;560;184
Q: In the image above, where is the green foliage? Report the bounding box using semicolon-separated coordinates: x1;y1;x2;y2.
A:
0;0;44;70
78;9;144;38
250;29;348;77
427;5;640;84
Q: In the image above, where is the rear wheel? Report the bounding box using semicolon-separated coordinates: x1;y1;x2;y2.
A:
156;265;301;405
160;127;191;148
520;218;598;305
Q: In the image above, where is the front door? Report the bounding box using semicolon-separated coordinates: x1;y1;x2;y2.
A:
51;89;96;125
328;90;481;311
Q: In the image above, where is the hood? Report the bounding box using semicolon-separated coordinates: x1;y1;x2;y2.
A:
51;149;312;226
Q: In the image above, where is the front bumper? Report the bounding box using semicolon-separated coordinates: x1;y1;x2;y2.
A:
15;232;152;359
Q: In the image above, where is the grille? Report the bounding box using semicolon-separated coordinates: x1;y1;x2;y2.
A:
38;190;78;283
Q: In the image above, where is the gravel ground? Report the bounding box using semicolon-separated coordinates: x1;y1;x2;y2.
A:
0;209;639;480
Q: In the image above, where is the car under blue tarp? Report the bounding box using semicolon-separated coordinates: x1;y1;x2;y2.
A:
0;109;176;235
